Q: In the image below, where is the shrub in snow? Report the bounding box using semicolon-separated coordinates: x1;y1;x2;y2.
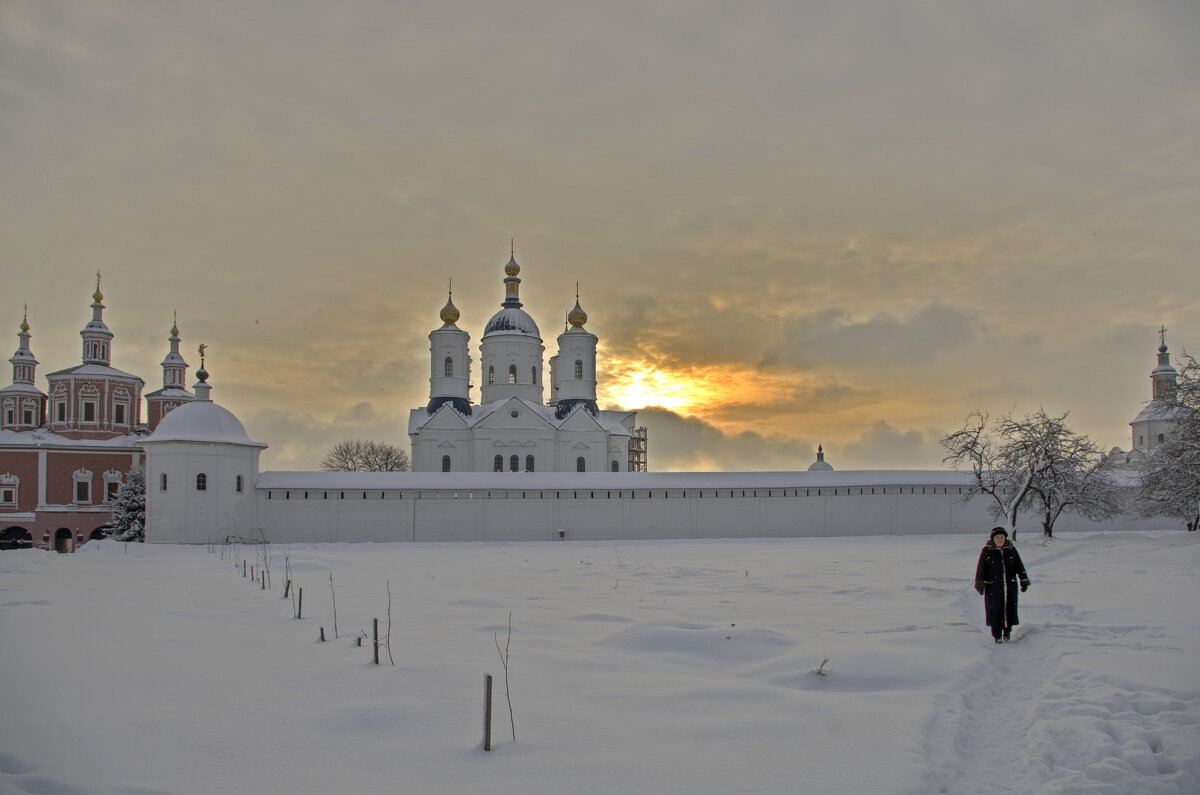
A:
109;467;146;542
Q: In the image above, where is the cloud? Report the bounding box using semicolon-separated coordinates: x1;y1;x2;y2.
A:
761;304;983;372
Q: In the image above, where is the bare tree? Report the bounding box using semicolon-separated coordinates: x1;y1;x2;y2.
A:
942;411;1050;539
1139;353;1200;531
320;439;410;472
1018;411;1121;536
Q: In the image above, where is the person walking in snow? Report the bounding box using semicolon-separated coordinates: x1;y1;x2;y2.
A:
974;527;1030;643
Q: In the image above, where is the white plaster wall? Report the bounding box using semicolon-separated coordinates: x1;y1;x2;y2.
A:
144;442;260;544
239;479;1178;546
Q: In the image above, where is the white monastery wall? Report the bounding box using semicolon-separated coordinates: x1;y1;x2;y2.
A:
159;470;1179;546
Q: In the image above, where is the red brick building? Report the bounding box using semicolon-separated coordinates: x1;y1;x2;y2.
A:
0;281;192;551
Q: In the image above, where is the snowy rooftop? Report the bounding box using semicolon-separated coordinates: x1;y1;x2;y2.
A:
0;427;146;448
144;400;266;447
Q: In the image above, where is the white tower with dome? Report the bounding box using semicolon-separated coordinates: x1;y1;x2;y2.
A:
408;252;639;473
142;354;268;543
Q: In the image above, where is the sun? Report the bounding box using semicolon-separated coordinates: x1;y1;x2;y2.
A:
606;368;694;412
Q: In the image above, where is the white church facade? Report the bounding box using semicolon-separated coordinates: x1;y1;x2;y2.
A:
408;254;642;474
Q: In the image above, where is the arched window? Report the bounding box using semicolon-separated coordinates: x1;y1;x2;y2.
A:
494;455;504;472
442;455;452;472
611;460;619;472
509;455;519;472
576;457;586;472
525;455;535;472
574;359;583;379
160;473;168;491
196;473;207;491
508;365;517;384
532;366;537;384
488;366;495;385
1157;433;1165;443
445;357;454;377
235;475;244;493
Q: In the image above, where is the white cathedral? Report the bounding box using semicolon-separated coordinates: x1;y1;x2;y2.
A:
407;253;644;474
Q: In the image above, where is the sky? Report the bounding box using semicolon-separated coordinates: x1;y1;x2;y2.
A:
2;0;1197;472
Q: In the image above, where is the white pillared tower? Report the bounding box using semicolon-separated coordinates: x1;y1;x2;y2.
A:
1130;327;1182;455
549;288;598;419
426;284;472;416
145;315;195;431
408;251;638;473
0;307;47;430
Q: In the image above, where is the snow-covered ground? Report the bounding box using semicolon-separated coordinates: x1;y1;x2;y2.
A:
1;531;1197;795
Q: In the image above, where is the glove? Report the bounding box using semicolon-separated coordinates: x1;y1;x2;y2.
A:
1020;580;1029;593
975;584;984;595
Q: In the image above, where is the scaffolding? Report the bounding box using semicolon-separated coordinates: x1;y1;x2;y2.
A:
628;426;648;472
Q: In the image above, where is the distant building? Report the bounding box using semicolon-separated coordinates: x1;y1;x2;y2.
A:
408;253;642;473
1107;330;1185;468
0;280;192;550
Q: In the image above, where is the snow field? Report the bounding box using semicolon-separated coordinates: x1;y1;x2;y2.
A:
0;532;1197;794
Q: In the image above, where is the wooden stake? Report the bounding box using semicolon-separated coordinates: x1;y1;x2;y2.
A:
320;627;326;642
243;561;247;578
373;618;380;665
483;674;493;751
297;587;303;619
283;579;291;598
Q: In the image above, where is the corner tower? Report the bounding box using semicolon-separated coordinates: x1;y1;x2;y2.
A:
427;283;472;415
145;315;194;431
550;288;598;418
0;308;47;430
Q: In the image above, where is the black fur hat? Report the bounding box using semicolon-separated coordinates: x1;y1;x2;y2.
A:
990;527;1008;540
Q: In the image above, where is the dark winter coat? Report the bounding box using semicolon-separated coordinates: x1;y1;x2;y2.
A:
974;541;1029;628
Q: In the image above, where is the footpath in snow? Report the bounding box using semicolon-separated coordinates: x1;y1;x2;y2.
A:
0;531;1197;794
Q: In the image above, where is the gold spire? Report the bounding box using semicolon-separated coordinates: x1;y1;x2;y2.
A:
93;271;103;303
170;310;179;338
20;304;29;333
439;279;460;326
567;283;587;328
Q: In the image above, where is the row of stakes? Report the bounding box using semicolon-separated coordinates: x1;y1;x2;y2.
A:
214;543;503;750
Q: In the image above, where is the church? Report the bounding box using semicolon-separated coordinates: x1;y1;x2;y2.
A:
407;253;644;474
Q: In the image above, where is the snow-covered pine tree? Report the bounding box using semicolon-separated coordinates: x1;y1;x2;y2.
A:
109;466;146;542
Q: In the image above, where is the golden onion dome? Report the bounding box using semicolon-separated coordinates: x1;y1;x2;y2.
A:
20;306;29;333
567;299;588;328
504;255;520;277
440;296;461;326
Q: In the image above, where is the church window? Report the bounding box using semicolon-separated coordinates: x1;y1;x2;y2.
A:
611;460;618;472
0;474;18;507
56;402;66;422
576;457;586;472
114;403;126;425
160;473;168;491
1157;434;1165;443
3;409;10;425
508;365;517;384
196;473;207;491
73;469;92;504
442;455;451;472
488;366;495;385
525;455;535;472
445;357;454;377
82;401;96;422
22;408;33;425
106;481;120;502
236;475;244;493
494;455;503;472
574;360;583;379
509;455;519;472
